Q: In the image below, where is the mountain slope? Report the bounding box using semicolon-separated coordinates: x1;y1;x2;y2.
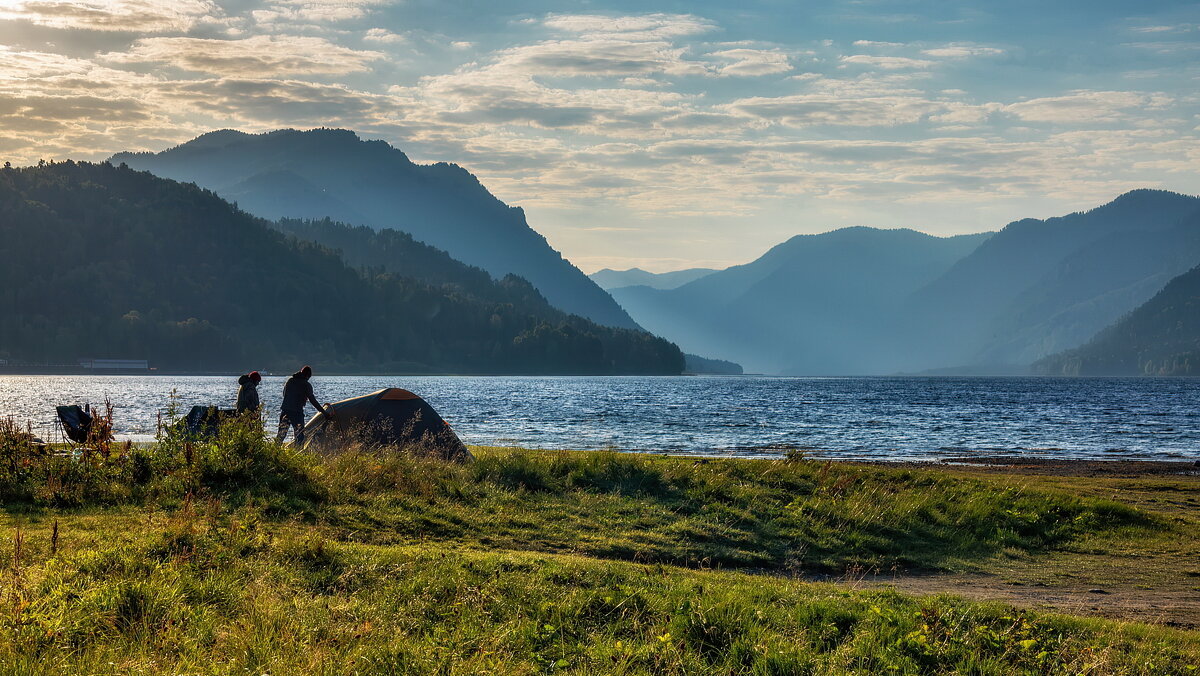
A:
590;267;716;291
0;161;683;374
110;128;639;330
610;228;991;374
902;189;1200;370
1035;259;1200;374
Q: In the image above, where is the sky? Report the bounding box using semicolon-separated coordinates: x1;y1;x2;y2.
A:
1;0;1198;272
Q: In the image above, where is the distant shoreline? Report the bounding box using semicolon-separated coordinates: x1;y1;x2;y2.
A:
0;367;726;377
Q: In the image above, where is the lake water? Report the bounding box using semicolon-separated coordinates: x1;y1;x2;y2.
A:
0;375;1197;461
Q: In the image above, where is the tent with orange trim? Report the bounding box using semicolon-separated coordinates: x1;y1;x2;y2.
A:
300;388;472;461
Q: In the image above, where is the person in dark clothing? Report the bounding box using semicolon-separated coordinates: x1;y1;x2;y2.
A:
275;365;326;444
236;371;262;414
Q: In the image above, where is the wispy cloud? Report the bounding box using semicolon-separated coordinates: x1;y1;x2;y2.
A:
840;55;934;69
1004;90;1171;123
0;0;219;32
102;35;384;76
252;0;392;25
709;48;791;77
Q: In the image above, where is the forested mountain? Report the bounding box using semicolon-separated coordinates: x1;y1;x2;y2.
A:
110;128;639;330
1034;261;1200;375
900;190;1200;371
0;161;684;375
609;227;991;375
590;267;715;291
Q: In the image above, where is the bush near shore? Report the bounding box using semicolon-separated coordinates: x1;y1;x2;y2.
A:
1;418;1196;674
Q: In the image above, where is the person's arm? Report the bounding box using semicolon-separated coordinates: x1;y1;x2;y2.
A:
306;383;325;413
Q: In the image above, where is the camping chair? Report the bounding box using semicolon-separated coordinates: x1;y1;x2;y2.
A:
56;405;93;444
183;405;238;437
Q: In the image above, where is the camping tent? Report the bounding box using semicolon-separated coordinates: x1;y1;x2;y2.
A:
300;388;472;461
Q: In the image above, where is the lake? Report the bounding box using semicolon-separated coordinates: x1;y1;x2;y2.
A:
0;375;1197;461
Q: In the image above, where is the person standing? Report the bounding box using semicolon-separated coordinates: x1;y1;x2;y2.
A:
275;365;326;444
236;371;262;414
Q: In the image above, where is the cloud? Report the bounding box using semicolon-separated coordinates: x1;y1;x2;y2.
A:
709;48;791;77
252;0;391;24
840;54;934;69
397;63;690;132
363;27;406;44
724;93;942;127
1129;23;1197;34
1004;90;1170;123
0;0;219;32
921;44;1004;58
541;13;716;40
102;35;384;76
1124;41;1200;55
159;78;405;126
486;38;707;78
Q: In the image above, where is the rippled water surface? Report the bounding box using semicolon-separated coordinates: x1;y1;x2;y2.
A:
1;375;1198;460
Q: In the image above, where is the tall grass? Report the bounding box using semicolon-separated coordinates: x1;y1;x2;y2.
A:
0;419;1153;573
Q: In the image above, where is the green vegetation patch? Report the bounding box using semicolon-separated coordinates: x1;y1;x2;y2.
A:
1;417;1156;574
1;510;1196;675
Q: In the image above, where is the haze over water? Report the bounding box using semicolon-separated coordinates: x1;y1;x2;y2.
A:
2;375;1197;461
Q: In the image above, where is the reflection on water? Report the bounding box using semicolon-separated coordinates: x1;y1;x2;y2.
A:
0;374;1197;461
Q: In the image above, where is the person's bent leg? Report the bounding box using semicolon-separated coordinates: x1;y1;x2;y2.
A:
275;412;290;443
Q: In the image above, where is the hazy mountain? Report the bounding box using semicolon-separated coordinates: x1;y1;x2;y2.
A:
110;128;639;330
902;189;1200;371
683;353;743;375
590;267;716;291
610;227;991;375
1035;243;1200;374
0;161;683;375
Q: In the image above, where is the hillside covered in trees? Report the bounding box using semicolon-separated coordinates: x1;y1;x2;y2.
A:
0;162;684;374
1035;260;1200;376
111;128;640;330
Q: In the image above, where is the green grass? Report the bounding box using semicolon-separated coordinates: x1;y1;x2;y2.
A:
0;416;1155;573
1;417;1196;673
2;512;1197;675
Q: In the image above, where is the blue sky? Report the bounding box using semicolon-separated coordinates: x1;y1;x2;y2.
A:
0;0;1196;271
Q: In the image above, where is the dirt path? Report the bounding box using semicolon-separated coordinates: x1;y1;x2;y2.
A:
854;573;1200;628
847;458;1200;628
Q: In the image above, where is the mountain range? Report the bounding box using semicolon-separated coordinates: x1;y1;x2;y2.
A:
608;190;1200;375
590;267;715;291
103;128;1200;376
900;189;1200;372
110;129;639;330
610;228;990;375
0;161;683;374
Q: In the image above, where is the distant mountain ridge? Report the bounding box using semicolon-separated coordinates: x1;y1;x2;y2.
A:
607;190;1200;375
0;161;684;374
901;189;1200;371
610;227;991;375
110;128;640;330
590;267;716;291
1035;219;1200;376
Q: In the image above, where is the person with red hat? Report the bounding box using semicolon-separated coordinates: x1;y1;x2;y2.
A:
275;365;327;444
236;370;262;414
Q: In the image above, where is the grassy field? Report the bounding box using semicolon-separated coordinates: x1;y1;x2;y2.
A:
1;417;1199;674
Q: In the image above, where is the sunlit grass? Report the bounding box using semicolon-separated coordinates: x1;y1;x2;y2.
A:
1;418;1196;673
